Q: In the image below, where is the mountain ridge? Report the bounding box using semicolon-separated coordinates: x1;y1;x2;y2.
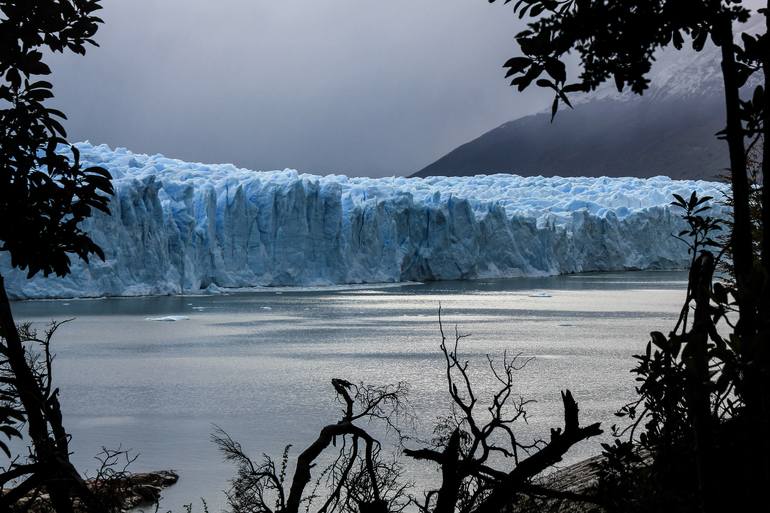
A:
413;37;749;180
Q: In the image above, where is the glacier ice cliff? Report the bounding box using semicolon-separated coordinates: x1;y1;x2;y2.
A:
2;143;727;299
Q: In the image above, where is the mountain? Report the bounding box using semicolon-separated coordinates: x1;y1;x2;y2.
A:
413;40;737;180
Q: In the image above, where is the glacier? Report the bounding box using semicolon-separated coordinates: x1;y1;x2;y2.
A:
1;143;726;299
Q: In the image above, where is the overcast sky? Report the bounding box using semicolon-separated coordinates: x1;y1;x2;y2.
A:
47;0;552;177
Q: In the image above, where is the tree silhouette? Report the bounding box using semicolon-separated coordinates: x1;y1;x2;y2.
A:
0;1;113;511
489;0;766;328
215;316;602;513
487;1;768;510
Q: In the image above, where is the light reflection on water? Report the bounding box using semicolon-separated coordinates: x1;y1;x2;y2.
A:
9;271;687;512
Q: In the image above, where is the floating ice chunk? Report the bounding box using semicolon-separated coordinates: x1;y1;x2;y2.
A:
145;316;190;322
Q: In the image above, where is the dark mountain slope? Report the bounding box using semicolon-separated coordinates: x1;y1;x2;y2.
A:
411;25;770;181
414;95;727;180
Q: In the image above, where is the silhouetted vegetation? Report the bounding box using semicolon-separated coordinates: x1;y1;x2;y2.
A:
0;1;116;511
485;1;768;512
594;194;739;513
215;315;602;513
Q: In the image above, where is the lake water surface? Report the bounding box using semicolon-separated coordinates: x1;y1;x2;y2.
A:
10;272;688;511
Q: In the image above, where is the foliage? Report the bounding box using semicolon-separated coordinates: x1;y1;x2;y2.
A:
489;1;769;511
0;331;23;458
488;0;767;332
593;194;740;512
0;2;116;512
0;321;85;508
0;0;113;278
489;0;758;119
592;188;770;513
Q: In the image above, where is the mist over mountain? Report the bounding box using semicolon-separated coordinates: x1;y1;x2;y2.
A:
414;40;736;180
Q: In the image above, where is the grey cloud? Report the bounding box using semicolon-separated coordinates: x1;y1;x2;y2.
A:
45;1;624;176
46;0;551;177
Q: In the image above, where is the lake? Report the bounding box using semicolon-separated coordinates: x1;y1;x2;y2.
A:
10;271;687;512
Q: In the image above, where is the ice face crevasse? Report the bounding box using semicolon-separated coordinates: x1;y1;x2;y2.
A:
1;143;727;299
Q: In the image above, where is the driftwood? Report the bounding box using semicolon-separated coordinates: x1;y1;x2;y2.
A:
1;470;178;513
514;456;606;513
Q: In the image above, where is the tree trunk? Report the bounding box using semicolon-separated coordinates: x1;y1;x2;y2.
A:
285;423;380;513
717;20;770;500
472;391;602;513
434;429;461;513
718;17;755;334
0;276;49;469
685;252;716;513
0;275;89;512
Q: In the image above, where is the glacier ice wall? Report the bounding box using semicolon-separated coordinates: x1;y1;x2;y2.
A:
2;143;727;299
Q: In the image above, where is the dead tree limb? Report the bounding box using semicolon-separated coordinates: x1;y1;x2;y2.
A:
216;379;410;513
402;311;602;513
471;390;602;513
